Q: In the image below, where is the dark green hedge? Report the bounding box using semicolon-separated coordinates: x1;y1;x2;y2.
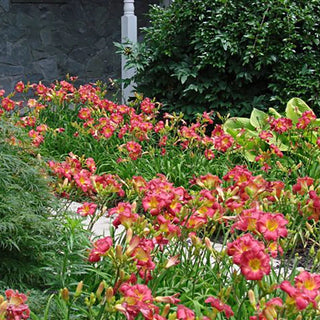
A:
123;0;320;117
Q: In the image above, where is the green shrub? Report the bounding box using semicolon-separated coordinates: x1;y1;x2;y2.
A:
121;0;320;117
0;121;66;288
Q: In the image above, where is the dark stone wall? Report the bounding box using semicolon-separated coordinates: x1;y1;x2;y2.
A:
0;0;158;92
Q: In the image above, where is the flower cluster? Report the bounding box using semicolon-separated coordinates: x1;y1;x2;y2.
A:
227;234;271;280
48;153;124;198
293;176;320;221
231;208;288;241
0;289;30;320
280;271;320;311
0;80;239;163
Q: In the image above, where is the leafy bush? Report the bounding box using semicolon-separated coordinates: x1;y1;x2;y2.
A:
0;121;65;288
121;0;320;117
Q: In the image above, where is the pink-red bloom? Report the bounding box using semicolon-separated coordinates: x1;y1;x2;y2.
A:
2;97;15;111
227;233;265;265
205;296;234;319
118;284;158;320
257;213;288;241
239;248;271;280
77;202;97;217
296;111;316;129
292;176;314;195
280;271;320;310
269;117;292;134
15;81;25;93
3;289;30;320
176;304;195;320
88;236;113;262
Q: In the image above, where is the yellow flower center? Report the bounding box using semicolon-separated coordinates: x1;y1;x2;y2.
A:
247;218;257;231
149;197;159;209
249;258;261;271
266;219;278;231
304;279;316;291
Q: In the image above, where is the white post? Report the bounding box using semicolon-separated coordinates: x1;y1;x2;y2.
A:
121;0;137;103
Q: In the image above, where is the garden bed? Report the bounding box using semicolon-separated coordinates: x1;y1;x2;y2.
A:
1;80;320;319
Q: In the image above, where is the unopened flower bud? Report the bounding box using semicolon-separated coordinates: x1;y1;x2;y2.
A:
61;288;69;302
89;292;96;305
248;290;256;308
74;281;83;297
126;228;133;243
190;233;201;247
116;245;123;259
161;304;171;317
295;315;302;320
204;237;212;251
119;269;126;281
276;161;287;172
230;186;240;196
62;178;69;188
306;222;313;234
165;255;180;269
106;287;114;303
0;301;8;314
96;281;106;300
115;304;127;312
310;245;315;256
225;287;232;297
264;308;275;320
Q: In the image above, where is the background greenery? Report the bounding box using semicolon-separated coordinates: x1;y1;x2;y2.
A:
121;0;320;118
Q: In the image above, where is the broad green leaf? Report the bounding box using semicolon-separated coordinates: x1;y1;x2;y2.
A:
181;74;188;84
223;117;255;131
313;119;320;127
224;127;239;138
285;98;311;123
309;157;320;179
268;107;282;119
244;149;257;162
250;108;268;129
267;136;289;151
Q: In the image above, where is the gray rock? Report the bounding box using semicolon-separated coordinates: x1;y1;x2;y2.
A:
36;57;59;80
0;64;24;76
40;27;53;47
0;0;9;12
95;37;106;50
0;0;156;92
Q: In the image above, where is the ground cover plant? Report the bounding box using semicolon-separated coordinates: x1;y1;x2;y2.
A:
1;80;320;319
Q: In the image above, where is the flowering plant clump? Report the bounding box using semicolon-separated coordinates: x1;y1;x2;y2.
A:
0;290;30;320
1;79;320;319
224;98;320;180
